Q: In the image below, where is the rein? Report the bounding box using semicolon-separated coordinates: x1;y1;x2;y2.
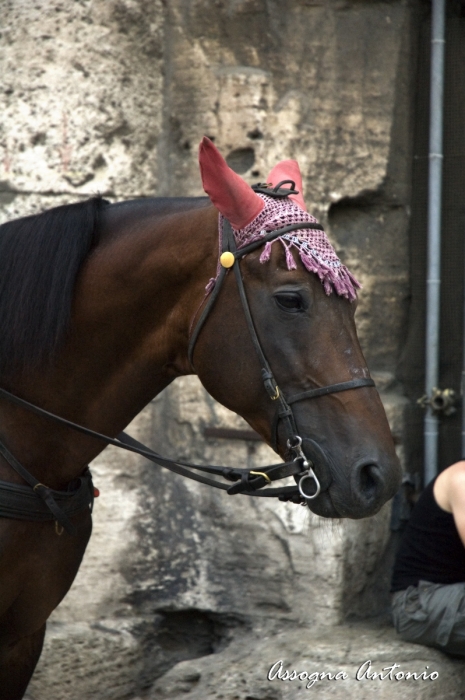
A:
0;384;308;536
0;184;374;533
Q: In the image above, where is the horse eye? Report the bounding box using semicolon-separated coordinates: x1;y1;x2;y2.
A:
274;292;305;312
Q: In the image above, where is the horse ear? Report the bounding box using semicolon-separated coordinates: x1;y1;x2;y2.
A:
266;160;307;211
199;137;264;229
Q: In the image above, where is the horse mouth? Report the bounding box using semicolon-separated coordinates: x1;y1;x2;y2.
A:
303;486;379;519
297;447;393;519
304;489;341;518
303;461;392;519
283;433;400;518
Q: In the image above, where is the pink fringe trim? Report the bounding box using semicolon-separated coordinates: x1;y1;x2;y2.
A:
266;239;361;302
285;244;297;270
259;241;272;263
213;213;361;302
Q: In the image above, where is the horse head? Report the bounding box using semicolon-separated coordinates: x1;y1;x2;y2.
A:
191;137;401;518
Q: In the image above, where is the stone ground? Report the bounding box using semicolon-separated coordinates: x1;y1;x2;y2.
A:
27;619;465;700
138;621;465;700
142;622;465;700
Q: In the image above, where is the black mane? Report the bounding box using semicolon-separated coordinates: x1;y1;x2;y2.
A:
0;197;106;379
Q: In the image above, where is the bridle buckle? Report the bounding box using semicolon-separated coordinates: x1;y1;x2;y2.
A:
287;436;321;500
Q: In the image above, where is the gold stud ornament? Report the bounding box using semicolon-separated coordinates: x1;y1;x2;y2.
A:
220;251;235;268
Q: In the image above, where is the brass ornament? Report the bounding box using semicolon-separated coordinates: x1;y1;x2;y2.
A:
220;251;235;268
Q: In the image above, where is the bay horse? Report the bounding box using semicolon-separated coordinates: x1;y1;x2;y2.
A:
0;137;400;699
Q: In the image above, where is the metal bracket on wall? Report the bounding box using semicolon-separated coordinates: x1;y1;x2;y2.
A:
417;387;456;416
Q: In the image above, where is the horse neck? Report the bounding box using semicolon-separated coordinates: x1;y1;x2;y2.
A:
1;200;218;487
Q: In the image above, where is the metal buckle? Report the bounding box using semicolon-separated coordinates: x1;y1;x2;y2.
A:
287;436;321;500
249;470;271;485
270;386;280;401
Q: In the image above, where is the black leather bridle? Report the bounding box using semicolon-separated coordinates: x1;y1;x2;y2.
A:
188;182;374;501
0;183;374;534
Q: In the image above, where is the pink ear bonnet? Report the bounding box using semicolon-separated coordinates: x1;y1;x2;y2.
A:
199;137;360;301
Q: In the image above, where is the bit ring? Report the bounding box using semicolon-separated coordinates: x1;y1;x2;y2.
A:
298;469;321;500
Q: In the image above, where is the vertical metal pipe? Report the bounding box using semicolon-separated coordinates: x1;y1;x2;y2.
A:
424;0;446;484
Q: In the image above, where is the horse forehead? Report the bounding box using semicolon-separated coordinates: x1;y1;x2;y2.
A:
231;194;360;302
244;245;314;283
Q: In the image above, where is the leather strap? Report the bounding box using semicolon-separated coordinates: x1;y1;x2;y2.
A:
0;470;94;526
287;378;375;404
188;266;227;367
0;386;303;499
118;431;303;498
234;221;325;259
0;438;93;534
187;221;325;367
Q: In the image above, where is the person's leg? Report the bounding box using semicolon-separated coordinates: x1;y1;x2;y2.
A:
392;585;432;645
392;581;465;657
444;588;465;656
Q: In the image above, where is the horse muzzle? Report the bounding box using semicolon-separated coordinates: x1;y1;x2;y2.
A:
296;438;393;519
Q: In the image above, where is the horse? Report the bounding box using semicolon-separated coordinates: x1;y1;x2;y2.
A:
0;137;401;699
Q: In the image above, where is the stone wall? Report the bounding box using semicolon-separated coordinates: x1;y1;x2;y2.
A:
0;1;418;698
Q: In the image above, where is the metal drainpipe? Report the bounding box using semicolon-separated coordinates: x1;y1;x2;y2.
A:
424;0;446;485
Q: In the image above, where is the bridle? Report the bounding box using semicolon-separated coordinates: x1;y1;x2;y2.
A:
188;181;374;501
0;182;374;534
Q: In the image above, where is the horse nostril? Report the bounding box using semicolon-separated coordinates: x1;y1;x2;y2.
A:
352;461;383;504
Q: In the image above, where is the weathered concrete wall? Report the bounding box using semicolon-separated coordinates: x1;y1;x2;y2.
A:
0;1;421;698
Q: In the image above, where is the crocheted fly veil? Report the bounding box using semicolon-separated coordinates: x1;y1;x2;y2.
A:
198;137;360;301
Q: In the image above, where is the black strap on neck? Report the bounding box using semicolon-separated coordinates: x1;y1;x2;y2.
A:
0;467;94;532
0;438;82;534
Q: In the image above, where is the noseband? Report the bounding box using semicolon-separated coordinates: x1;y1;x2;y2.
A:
0;184;374;534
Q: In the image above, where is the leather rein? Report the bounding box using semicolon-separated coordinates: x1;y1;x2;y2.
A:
0;182;374;534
